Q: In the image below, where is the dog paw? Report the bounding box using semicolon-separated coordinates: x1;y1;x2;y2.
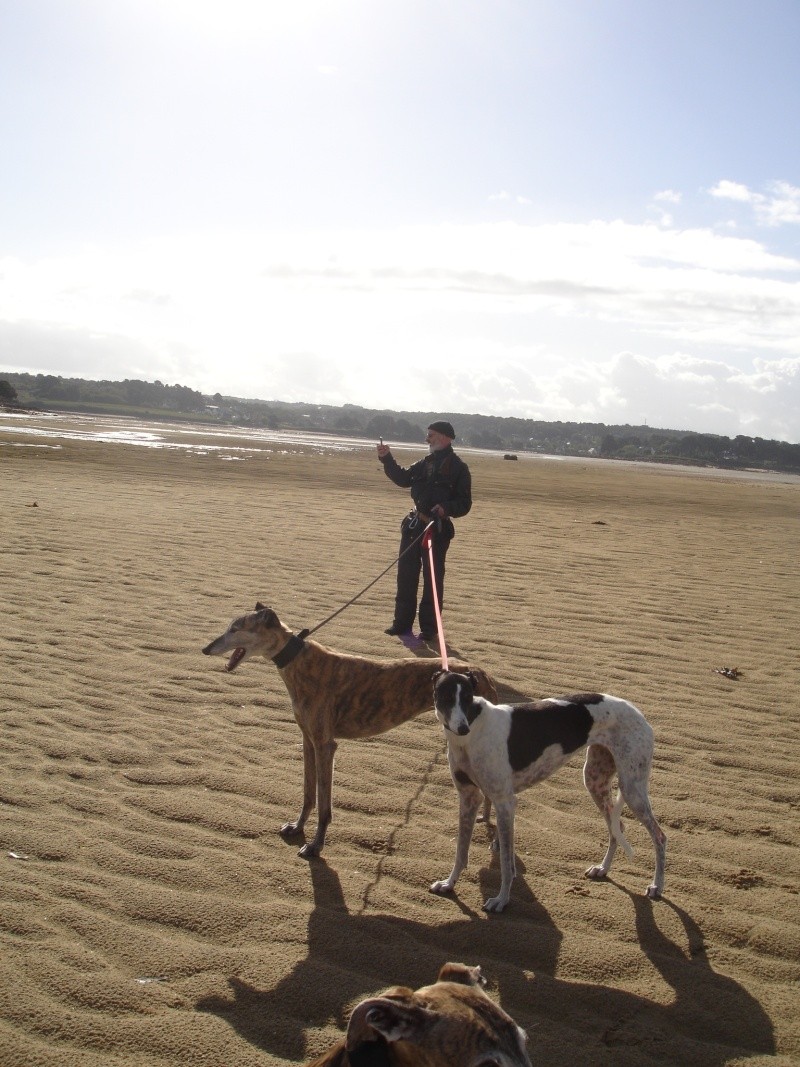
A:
584;864;609;881
429;880;455;896
482;895;509;913
279;821;303;838
298;842;321;860
645;884;662;900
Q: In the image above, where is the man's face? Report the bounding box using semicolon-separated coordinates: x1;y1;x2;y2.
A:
426;429;451;452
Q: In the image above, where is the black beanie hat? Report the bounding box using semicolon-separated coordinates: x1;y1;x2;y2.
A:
428;420;456;439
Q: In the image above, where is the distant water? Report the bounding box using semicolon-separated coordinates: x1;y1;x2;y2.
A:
0;411;365;456
2;410;798;484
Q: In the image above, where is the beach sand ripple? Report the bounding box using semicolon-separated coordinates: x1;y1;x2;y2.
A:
1;421;799;1065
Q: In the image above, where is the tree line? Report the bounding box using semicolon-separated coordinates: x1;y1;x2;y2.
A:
0;373;205;414
2;371;799;474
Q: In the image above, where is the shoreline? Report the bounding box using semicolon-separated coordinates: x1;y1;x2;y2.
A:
3;409;799;485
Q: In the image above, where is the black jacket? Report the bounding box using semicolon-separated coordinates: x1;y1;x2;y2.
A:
380;445;472;519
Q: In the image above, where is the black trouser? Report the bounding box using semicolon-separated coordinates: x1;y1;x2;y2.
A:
393;513;453;634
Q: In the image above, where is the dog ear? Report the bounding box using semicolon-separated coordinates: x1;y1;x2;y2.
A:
346;993;435;1051
432;669;445;682
466;671;481;692
255;603;277;625
436;962;486;988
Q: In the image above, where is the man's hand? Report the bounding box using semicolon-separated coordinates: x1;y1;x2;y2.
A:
377;442;391;459
430;504;446;518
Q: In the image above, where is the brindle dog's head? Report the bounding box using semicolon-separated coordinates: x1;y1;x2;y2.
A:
330;962;530;1067
432;670;484;737
202;602;292;671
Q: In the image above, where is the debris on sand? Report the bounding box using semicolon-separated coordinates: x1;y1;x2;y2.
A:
713;666;742;680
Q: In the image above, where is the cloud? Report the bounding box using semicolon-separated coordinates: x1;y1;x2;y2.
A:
0;319;184;382
1;218;799;442
124;289;172;306
488;191;532;205
757;181;800;227
604;352;800;438
709;179;800;227
410;350;800;442
275;351;346;397
3;315;799;442
710;180;754;203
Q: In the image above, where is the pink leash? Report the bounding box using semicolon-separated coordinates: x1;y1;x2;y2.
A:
422;523;449;669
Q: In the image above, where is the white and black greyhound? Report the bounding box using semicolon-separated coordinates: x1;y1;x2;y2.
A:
430;670;667;912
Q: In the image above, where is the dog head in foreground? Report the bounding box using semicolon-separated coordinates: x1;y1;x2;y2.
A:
306;962;531;1067
433;670;485;737
202;602;291;671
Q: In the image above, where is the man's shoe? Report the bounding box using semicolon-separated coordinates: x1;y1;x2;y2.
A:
385;624;412;636
420;631;438;642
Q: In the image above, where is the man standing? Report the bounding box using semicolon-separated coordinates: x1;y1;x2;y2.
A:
377;421;472;641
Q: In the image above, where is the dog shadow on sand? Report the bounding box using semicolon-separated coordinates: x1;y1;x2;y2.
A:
195;852;775;1065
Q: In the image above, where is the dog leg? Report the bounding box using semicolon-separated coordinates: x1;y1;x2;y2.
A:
583;743;621;882
430;783;482;898
483;798;516;912
616;773;667;899
280;733;317;840
298;739;338;859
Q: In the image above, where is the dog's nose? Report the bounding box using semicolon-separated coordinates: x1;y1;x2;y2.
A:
457;724;470;736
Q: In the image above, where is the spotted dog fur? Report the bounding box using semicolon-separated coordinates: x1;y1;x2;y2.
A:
430;670;667;912
203;605;497;858
305;962;531;1067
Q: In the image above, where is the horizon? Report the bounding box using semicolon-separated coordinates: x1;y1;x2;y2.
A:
1;1;799;442
7;368;800;447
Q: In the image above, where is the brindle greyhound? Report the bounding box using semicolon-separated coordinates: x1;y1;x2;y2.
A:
203;604;497;858
305;962;531;1067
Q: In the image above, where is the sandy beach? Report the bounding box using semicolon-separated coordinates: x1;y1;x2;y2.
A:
1;414;799;1066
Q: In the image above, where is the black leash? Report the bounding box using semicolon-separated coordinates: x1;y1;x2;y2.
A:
273;518;437;667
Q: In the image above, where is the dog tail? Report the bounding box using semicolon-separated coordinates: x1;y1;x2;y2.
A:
611;792;634;860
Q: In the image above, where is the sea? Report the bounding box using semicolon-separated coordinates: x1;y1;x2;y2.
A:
2;410;799;485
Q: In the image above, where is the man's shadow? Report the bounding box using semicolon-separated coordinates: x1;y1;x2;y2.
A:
195;858;774;1064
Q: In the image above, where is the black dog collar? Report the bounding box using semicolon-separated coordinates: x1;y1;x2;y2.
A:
272;631;309;669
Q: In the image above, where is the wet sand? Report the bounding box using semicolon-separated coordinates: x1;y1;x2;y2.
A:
1;418;799;1065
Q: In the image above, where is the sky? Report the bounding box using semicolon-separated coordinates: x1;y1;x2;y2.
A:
1;0;799;442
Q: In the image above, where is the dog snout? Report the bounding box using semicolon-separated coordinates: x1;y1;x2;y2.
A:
457;723;470;736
